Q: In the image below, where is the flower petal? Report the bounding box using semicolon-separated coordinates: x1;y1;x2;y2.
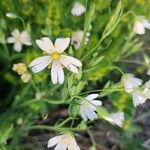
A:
91;100;102;106
80;106;88;121
21;31;32;45
132;90;147;107
51;61;64;84
29;56;51;73
54;38;70;52
12;29;20;37
85;108;97;121
14;42;22;52
36;37;54;53
54;140;66;150
85;94;99;101
7;37;15;43
47;135;63;148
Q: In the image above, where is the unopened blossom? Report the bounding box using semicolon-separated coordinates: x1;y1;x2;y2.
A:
29;37;82;84
12;63;27;75
122;74;142;93
133;16;150;35
143;80;150;99
80;94;102;121
71;31;90;49
21;72;31;83
132;89;147;107
71;2;85;16
104;112;125;127
7;29;31;52
71;31;83;49
47;133;80;150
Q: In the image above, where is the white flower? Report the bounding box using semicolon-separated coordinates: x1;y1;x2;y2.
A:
47;133;80;150
143;80;150;99
132;89;147;107
122;74;142;93
104;112;125;127
71;2;85;16
80;94;102;121
7;29;31;52
29;37;82;84
133;17;150;35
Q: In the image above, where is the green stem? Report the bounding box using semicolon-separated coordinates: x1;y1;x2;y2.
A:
82;38;104;60
87;128;96;148
30;78;39;92
57;117;72;127
80;88;124;95
28;125;85;132
111;66;124;75
44;99;69;105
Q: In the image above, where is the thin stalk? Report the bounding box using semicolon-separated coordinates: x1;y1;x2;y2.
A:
57;117;72;127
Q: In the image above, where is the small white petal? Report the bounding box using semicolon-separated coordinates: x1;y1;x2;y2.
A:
54;38;70;52
12;29;20;37
80;106;88;121
60;56;81;73
85;94;99;101
133;21;145;34
106;112;125;127
14;42;22;52
36;37;54;53
90;100;102;106
85;108;97;121
51;61;64;84
143;19;150;29
122;74;142;93
62;55;82;67
21;31;32;45
47;135;63;148
132;90;147;107
7;37;15;43
29;56;51;73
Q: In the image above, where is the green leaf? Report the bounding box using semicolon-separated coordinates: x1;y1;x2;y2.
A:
0;124;14;144
97;106;109;118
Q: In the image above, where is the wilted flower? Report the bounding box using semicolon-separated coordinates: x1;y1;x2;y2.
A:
47;133;80;150
71;2;85;16
80;94;102;121
133;16;150;35
143;80;150;99
21;72;31;83
104;112;125;127
12;63;27;75
29;37;82;84
132;89;147;107
7;29;31;52
122;74;142;93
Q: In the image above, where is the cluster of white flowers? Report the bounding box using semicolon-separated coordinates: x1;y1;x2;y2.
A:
122;74;150;107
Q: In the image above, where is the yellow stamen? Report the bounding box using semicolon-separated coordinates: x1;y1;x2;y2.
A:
51;52;60;60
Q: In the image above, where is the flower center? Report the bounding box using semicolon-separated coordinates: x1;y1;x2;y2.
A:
51;52;60;60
